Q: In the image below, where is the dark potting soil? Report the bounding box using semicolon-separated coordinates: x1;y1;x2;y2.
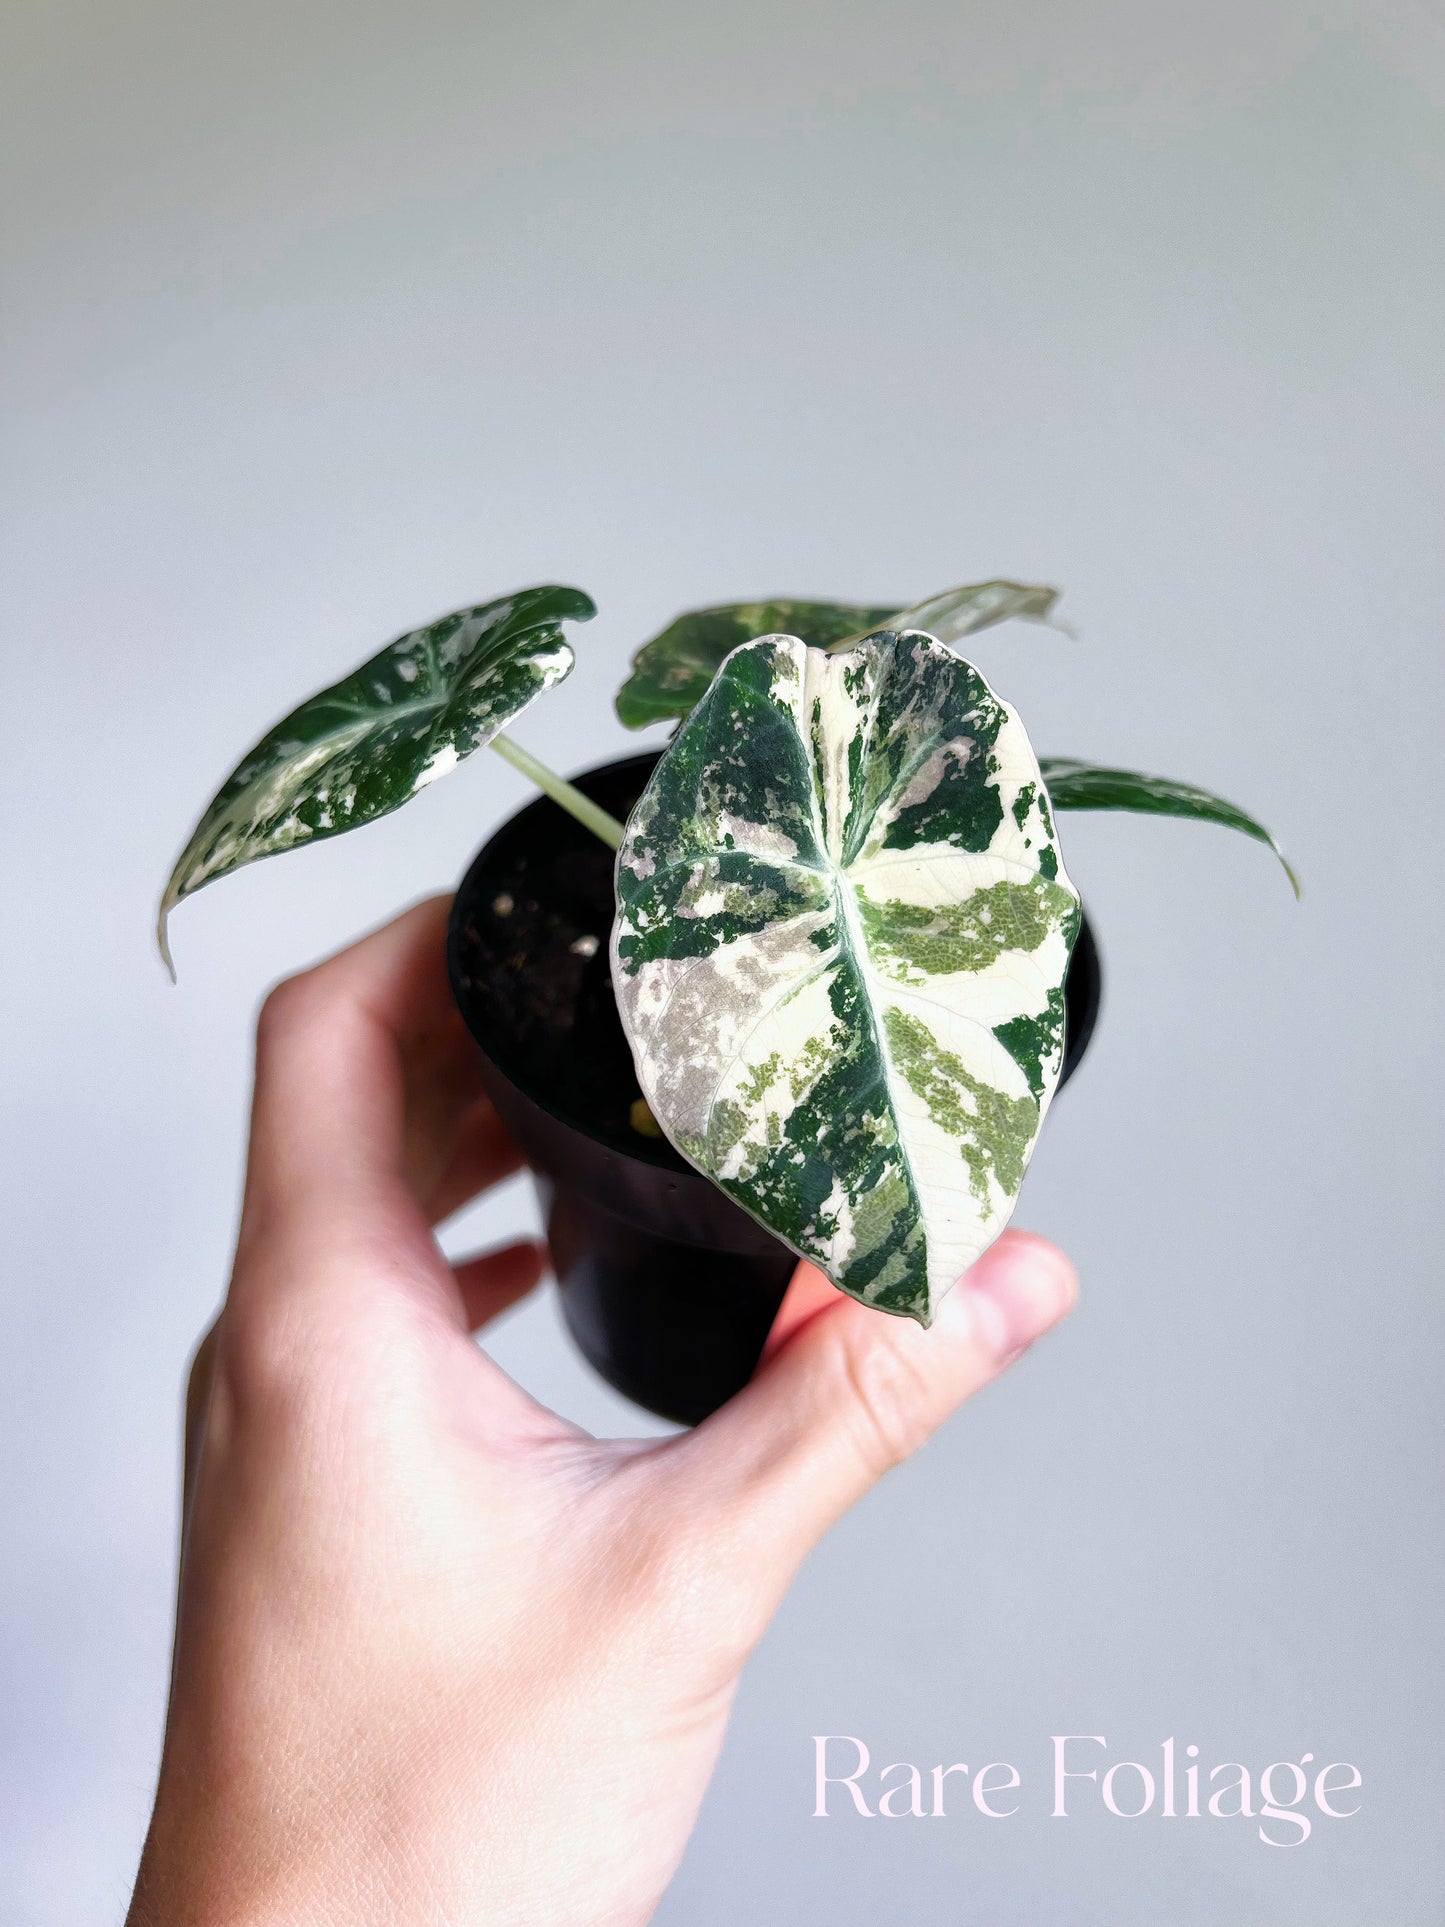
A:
449;753;691;1171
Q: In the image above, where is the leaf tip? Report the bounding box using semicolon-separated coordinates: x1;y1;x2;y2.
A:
156;893;179;983
612;689;646;730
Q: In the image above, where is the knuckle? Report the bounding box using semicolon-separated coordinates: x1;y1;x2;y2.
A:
255;968;318;1047
256;960;357;1071
215;1294;316;1417
185;1320;220;1409
830;1325;936;1475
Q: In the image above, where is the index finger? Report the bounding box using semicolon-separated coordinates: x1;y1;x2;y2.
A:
238;894;461;1244
221;893;558;1436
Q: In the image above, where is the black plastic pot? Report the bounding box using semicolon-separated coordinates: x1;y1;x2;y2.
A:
447;753;1102;1426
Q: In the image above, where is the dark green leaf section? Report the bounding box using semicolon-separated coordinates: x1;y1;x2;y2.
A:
157;586;595;972
1039;758;1299;896
614;598;897;729
613;579;1060;729
993;986;1067;1102
827;633;1019;862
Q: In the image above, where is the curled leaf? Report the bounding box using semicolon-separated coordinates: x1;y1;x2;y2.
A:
612;630;1079;1323
1039;758;1299;896
157;586;595;975
832;579;1063;651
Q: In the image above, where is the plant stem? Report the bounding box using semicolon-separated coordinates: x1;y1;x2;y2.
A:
489;732;626;850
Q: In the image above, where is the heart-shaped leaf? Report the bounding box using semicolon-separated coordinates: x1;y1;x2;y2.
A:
1040;758;1299;895
157;586;595;975
611;630;1080;1323
614;580;1060;729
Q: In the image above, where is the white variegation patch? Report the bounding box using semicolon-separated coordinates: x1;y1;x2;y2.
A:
611;630;1080;1324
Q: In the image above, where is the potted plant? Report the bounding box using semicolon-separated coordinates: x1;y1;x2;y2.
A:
158;580;1294;1423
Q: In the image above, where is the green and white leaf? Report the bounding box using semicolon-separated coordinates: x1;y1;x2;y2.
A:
1040;757;1299;896
614;580;1060;729
836;579;1063;652
612;629;1080;1324
157;585;595;974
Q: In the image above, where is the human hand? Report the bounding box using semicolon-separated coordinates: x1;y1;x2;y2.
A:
128;896;1077;1927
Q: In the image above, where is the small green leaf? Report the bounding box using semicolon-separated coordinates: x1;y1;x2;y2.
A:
613;580;1060;728
611;629;1080;1324
157;586;595;975
614;599;897;729
1039;758;1299;897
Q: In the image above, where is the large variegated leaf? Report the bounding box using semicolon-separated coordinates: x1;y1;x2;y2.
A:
1040;757;1299;895
157;586;595;974
614;580;1060;729
611;630;1080;1324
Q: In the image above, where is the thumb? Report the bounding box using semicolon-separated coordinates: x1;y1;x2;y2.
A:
681;1231;1077;1576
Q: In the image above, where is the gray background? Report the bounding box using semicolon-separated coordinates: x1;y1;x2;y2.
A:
3;1;1442;1920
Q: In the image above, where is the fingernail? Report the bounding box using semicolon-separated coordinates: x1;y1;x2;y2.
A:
957;1238;1076;1363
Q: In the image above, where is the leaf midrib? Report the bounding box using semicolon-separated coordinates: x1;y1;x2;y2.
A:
830;865;926;1279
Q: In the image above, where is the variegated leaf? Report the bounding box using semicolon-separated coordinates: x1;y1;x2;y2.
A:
157;586;595;974
614;580;1060;729
1040;757;1299;895
835;579;1063;652
611;630;1080;1324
